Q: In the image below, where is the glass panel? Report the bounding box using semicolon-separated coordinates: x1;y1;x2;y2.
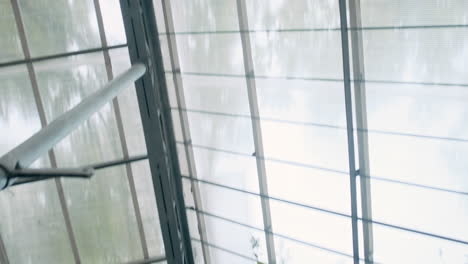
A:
274;236;352;264
181;75;250;116
192;148;258;193
34;52;143;263
99;0;127;46
201;212;268;263
169;0;239;32
188;112;254;154
247;0;340;30
0;0;23;63
176;34;244;75
360;0;468;27
370;178;468;242
270;201;354;259
371;221;468;264
131;160;165;257
362;29;468;84
251;31;343;79
0;65;73;263
18;0;101;57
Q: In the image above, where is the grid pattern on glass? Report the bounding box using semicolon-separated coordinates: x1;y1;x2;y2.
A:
0;0;164;263
154;0;468;263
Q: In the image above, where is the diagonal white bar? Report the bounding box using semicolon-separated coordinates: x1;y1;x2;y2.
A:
0;63;146;188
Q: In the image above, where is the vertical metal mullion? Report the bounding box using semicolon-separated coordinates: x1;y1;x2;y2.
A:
348;0;374;263
236;1;277;263
119;1;194;263
159;1;211;263
93;0;149;259
10;0;81;263
338;0;360;263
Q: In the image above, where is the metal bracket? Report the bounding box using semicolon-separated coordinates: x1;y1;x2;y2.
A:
0;164;93;189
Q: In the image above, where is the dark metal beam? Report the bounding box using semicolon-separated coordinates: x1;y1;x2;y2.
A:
0;44;126;69
338;0;360;263
119;0;194;263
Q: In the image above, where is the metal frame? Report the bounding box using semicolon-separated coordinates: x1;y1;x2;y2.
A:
159;0;211;263
119;0;194;263
236;0;277;263
338;0;360;263
348;0;374;263
93;0;149;258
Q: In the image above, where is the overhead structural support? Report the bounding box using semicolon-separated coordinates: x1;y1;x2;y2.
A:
338;0;360;263
0;63;146;189
119;0;194;263
348;0;374;263
236;0;277;263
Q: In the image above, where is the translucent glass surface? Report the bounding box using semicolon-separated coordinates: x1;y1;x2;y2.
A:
0;65;73;264
176;34;244;75
271;201;353;259
251;31;343;79
181;75;250;116
360;0;468;27
202;212;268;263
0;0;23;63
98;0;126;45
371;221;468;264
188;112;254;154
131;161;165;257
246;0;340;30
34;53;142;263
18;0;101;57
169;0;239;32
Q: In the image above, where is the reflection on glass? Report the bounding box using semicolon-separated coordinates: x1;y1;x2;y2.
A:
247;0;340;30
98;0;126;46
176;34;244;75
170;0;239;32
0;0;23;63
0;65;73;263
18;0;101;57
371;221;468;264
131;161;165;257
34;52;142;263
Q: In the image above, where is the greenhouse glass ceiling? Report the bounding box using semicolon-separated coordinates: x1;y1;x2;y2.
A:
1;0;468;263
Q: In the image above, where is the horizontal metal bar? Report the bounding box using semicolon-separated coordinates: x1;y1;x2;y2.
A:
91;154;149;170
166;70;468;88
11;152;466;197
0;44;127;69
182;176;468;246
189;207;355;259
192;238;258;262
0;63;146;188
124;256;167;264
159;23;468;35
173;107;468;144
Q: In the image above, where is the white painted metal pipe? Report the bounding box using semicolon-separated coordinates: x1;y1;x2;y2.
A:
0;63;146;188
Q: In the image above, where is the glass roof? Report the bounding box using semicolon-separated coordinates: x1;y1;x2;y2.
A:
1;0;468;263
